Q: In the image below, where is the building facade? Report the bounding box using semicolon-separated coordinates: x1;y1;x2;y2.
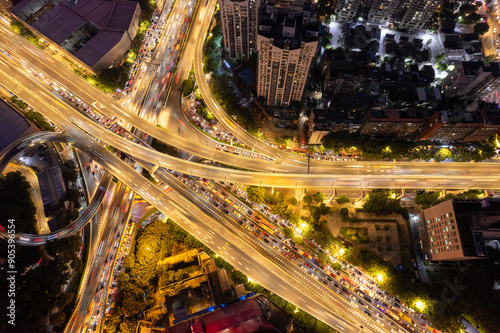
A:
418;199;491;261
399;0;441;32
367;0;400;25
219;0;259;60
257;8;319;106
359;109;425;138
334;0;362;22
441;61;491;98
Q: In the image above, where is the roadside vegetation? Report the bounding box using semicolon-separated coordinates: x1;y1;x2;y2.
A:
320;130;497;162
10;21;47;49
415;189;484;209
257;184;500;332
8;95;55;131
0;221;82;332
105;218;334;333
151;137;177;156
202;13;259;135
0;172;37;234
202;16;223;74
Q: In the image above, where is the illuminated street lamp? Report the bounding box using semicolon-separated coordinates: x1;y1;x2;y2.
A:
300;222;307;230
415;300;425;311
247;277;253;283
376;274;384;282
338;248;345;255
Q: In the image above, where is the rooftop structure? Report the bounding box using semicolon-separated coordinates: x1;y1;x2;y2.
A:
37;165;66;211
0;99;38;152
11;0;141;74
167;293;293;333
359;109;425;138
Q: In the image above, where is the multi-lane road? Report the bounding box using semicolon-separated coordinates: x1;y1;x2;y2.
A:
0;35;385;332
1;47;500;191
0;1;498;332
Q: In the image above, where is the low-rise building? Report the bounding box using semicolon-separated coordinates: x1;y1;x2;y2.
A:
475;62;500;104
0;99;38;151
167;293;293;333
419;106;500;142
359;108;425;138
418;199;499;261
441;61;491;98
309;108;363;133
38;165;66;214
11;0;141;74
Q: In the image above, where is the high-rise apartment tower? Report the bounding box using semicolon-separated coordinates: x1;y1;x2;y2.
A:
219;0;259;60
256;7;319;106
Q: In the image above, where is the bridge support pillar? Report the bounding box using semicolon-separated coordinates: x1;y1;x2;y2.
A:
295;188;304;200
328;188;336;202
150;164;160;175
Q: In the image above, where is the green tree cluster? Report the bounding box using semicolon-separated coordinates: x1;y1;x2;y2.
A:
415;191;441;209
62;160;78;183
363;189;407;217
316;0;336;23
335;195;350;205
474;22;490;35
10;96;28;109
461;13;482;24
182;77;195;96
415;189;484;209
246;186;267;204
320;131;496;162
105;219;205;331
303;194;313;205
24;110;54;131
313;192;324;203
0;235;82;332
203;20;223;73
0;172;37;234
151;137;177;156
10;20;46;49
288;197;298;206
209;73;257;131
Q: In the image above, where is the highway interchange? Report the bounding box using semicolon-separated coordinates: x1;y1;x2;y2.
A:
0;0;498;332
1;44;500;191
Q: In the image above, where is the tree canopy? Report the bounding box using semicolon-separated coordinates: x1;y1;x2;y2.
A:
474;22;490;35
335;195;350;205
0;171;37;234
246;186;267;204
362;189;404;215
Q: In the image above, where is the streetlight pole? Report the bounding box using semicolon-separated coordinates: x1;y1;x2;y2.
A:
307;154;311;174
